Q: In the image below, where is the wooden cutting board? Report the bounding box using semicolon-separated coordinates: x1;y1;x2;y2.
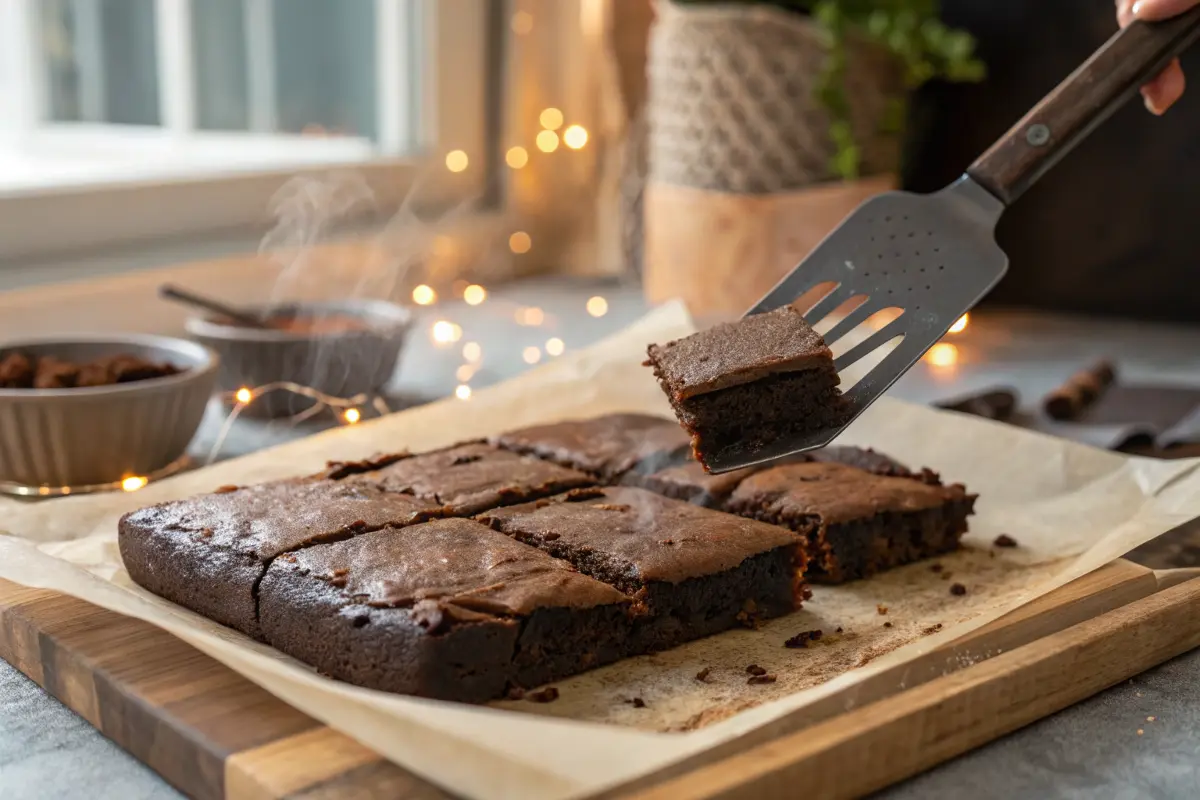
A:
2;560;1199;800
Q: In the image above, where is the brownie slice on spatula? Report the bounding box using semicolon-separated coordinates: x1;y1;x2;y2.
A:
645;306;847;471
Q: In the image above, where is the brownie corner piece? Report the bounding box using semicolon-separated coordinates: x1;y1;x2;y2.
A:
727;462;975;583
645;306;847;468
118;479;440;640
257;517;634;702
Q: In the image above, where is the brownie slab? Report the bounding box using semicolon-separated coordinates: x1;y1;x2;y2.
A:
491;413;689;480
621;444;925;509
119;480;440;639
477;486;807;651
258;518;633;702
645;306;847;468
726;462;976;583
333;441;595;515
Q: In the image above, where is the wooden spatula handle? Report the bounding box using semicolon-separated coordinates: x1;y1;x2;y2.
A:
968;10;1200;206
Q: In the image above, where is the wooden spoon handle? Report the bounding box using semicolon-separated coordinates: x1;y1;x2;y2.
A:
968;10;1200;206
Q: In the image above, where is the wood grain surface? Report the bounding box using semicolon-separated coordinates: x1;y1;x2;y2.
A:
3;559;1195;799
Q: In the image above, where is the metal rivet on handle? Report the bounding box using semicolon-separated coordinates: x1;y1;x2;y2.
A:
1026;124;1050;146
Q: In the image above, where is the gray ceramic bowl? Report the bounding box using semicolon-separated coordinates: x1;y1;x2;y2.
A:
0;335;218;488
185;299;411;418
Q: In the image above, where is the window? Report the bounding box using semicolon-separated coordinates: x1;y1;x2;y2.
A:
0;0;498;261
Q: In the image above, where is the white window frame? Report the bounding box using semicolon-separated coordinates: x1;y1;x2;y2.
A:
0;0;497;263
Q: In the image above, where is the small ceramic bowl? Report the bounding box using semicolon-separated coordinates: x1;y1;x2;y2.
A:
185;299;411;418
0;335;218;489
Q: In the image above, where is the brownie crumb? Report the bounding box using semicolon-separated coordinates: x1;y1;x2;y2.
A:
950;582;968;596
747;674;777;685
628;697;647;708
593;503;632;512
659;539;675;546
784;629;823;649
876;604;888;615
930;563;944;573
695;667;712;683
940;571;953;581
883;621;893;628
526;687;559;703
745;664;767;676
993;534;1019;548
506;686;526;701
563;487;606;502
923;623;944;635
835;626;844;634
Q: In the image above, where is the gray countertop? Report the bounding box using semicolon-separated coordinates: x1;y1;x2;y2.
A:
4;278;1200;799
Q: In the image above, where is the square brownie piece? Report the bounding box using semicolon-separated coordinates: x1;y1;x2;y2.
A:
645;306;847;468
491;413;690;481
477;486;807;651
118;479;440;639
726;462;975;583
258;518;633;702
621;444;924;509
333;441;595;515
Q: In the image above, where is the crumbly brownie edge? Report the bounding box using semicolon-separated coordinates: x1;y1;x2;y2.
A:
118;513;267;640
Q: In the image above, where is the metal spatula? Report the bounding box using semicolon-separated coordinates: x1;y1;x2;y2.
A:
707;10;1200;474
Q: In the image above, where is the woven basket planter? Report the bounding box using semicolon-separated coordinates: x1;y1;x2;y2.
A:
642;2;903;316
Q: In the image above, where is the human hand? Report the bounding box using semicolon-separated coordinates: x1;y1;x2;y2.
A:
1117;0;1198;114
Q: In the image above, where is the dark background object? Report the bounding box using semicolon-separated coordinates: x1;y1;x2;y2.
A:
903;0;1200;322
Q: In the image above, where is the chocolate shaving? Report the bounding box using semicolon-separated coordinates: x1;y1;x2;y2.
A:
993;534;1019;548
747;674;777;685
525;687;559;703
1043;360;1117;421
784;629;823;649
213;485;240;494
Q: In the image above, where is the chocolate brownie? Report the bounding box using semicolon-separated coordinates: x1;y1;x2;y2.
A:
477;486;807;650
333;441;595;515
645;307;847;469
258;518;633;702
491;413;689;480
726;462;975;583
621;444;928;509
119;479;440;639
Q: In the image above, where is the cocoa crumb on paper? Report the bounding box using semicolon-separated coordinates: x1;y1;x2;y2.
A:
993;534;1019;548
627;697;646;708
950;583;968;596
525;687;559;703
694;667;712;683
876;604;889;615
745;664;767;676
784;629;823;649
883;622;893;628
747;674;777;685
923;623;944;635
930;563;944;573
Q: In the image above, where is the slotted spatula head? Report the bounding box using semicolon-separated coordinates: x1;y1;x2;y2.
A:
706;9;1200;474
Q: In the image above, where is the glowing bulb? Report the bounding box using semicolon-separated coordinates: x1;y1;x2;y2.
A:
515;307;544;326
505;146;529;169
586;296;608;317
545;337;565;356
511;10;533;35
444;150;469;172
536;130;559;153
539;108;564;130
411;284;436;305
456;364;477;382
455;384;472;400
431;320;462;345
235;387;253;404
563;125;588;149
948;313;969;334
343;408;361;424
926;342;959;367
462;341;482;362
122;476;148;492
522;346;542;364
463;284;487;305
509;231;532;254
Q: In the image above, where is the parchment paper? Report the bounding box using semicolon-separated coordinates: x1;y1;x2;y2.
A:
2;301;1200;800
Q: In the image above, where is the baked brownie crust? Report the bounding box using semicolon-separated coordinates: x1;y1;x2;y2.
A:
727;462;975;583
258;518;632;701
118;479;440;639
645;307;847;466
492;413;690;480
477;486;807;648
337;441;594;515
